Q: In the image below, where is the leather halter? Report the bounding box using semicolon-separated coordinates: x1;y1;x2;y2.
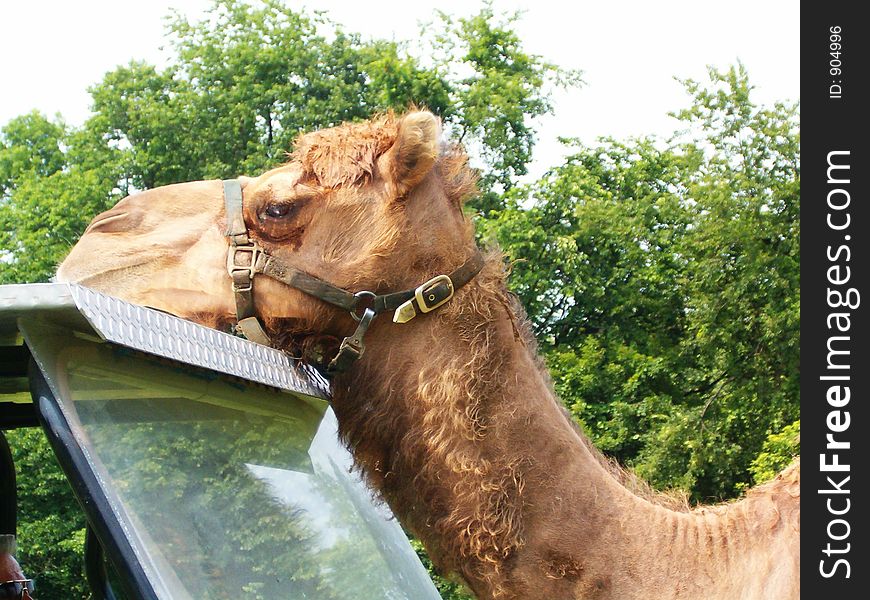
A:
223;179;485;374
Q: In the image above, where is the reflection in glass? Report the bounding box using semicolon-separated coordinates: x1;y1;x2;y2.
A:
25;324;440;600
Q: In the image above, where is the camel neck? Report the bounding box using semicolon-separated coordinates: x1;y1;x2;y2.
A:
328;275;791;600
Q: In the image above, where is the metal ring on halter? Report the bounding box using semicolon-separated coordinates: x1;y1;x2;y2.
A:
351;291;378;322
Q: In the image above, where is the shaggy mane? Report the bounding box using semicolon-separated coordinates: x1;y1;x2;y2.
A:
290;111;478;209
335;253;526;597
291;114;398;188
336;253;686;596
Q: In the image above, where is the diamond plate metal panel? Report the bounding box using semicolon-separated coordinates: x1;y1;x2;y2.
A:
68;284;331;399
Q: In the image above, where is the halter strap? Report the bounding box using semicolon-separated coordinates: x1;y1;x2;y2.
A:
223;179;485;373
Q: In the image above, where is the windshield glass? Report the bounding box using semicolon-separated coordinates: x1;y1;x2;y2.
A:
23;320;441;600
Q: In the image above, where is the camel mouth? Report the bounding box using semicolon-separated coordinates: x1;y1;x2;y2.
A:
55;259;151;287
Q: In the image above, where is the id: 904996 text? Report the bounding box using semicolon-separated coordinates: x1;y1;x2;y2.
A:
829;26;843;99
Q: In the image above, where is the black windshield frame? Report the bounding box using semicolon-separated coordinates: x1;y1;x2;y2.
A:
30;361;157;600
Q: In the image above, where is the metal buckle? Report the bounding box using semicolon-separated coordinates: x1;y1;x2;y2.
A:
328;307;376;373
227;242;262;292
415;274;454;313
393;274;456;324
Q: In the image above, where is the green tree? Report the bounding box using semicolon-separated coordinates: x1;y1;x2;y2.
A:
428;5;582;212
83;0;578;192
81;0;454;189
748;419;800;486
0;111;66;193
6;428;90;599
485;65;799;501
0;113;122;283
647;65;800;498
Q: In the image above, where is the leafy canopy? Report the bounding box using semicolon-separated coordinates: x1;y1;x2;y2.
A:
484;64;799;500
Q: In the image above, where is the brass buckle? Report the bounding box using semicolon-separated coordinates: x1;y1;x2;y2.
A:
227;242;262;292
415;274;454;313
393;274;455;324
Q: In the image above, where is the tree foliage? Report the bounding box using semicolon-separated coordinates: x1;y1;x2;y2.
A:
1;0;572;284
0;112;123;283
483;64;799;500
448;8;546;186
5;428;90;599
748;419;800;486
427;5;582;205
0;2;798;597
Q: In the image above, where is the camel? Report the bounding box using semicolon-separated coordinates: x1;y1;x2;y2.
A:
57;110;800;600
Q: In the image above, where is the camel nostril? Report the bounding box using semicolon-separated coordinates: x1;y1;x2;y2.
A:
85;208;140;234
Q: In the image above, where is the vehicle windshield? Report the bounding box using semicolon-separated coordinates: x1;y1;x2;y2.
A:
24;321;441;600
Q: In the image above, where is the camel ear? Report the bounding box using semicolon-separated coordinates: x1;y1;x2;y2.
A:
382;111;440;200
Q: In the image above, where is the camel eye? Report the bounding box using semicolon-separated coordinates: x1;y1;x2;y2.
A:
256;197;311;243
263;203;293;219
255;195;311;241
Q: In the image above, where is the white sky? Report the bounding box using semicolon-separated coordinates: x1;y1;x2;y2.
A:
0;0;799;180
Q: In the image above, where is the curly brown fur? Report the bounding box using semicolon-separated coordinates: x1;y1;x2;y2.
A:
327;255;526;597
291;114;398;188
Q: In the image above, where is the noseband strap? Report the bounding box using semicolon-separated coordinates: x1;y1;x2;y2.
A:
224;180;272;345
223;179;484;374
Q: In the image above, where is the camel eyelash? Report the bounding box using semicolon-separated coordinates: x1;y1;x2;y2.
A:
259;197;311;222
262;202;296;219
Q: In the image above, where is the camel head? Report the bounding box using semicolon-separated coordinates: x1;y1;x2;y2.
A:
58;111;478;363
